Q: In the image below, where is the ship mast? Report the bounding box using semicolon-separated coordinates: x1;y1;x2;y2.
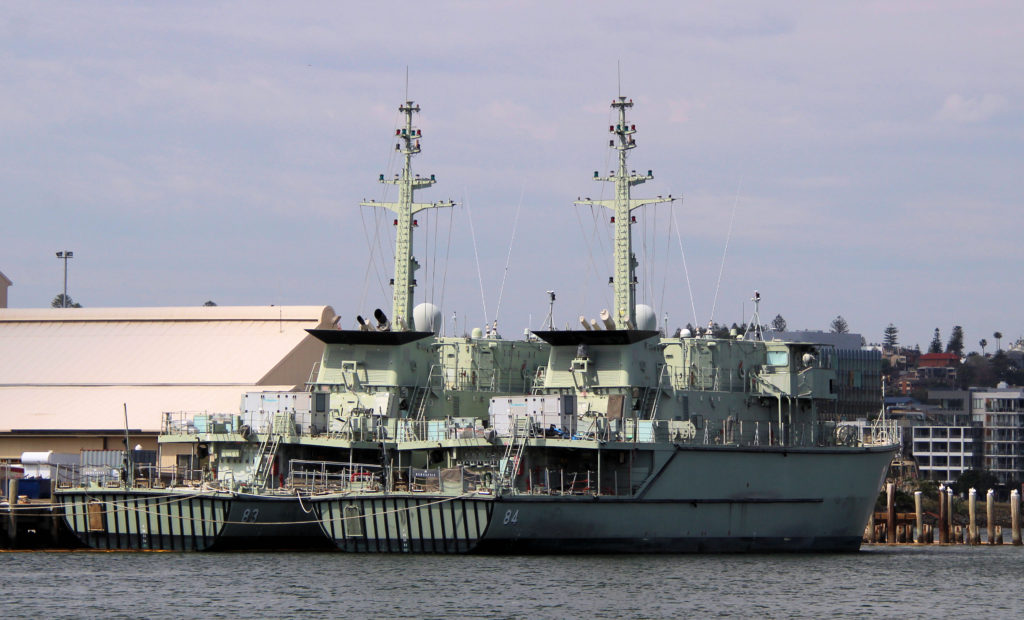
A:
575;96;673;329
362;101;454;331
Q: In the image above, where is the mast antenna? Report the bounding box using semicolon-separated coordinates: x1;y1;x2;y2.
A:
575;92;674;329
361;98;454;331
743;290;764;341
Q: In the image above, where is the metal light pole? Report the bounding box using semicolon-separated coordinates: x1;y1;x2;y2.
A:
55;250;73;307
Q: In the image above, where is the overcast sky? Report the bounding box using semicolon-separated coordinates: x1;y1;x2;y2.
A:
2;1;1021;351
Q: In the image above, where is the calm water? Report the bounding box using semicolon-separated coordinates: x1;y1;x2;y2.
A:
2;546;1021;619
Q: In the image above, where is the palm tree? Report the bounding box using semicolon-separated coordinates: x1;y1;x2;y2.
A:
979;339;988;356
994;332;1003;352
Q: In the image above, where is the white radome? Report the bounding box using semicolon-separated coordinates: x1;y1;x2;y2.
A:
635;304;657;331
412;303;442;333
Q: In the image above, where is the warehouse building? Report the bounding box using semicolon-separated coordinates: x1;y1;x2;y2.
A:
0;305;334;462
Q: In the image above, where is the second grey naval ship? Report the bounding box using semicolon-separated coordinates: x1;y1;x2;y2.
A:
55;92;897;553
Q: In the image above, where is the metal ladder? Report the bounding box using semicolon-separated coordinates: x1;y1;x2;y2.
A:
252;433;281;487
499;417;531;490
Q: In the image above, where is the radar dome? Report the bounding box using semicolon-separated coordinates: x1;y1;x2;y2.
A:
412;303;442;333
471;327;483;339
635;304;657;331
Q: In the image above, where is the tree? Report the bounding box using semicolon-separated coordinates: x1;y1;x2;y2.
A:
830;315;849;334
51;294;81;308
883;323;899;349
979;338;988;356
952;469;999;495
928;328;943;354
203;300;217;306
945;325;964;356
771;314;787;332
994;331;1003;352
991;350;1015;383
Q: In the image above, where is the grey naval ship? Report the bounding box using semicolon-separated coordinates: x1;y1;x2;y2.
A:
55;93;897;553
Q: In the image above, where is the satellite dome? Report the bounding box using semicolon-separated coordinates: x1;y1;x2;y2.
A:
635;304;657;331
412;303;442;333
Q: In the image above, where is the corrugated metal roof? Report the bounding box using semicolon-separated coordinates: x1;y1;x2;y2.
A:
0;305;334;385
0;305;335;434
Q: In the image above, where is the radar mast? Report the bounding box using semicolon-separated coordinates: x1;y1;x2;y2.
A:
575;96;674;329
362;101;454;331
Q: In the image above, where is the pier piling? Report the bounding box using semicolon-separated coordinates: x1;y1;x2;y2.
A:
938;485;949;544
1012;490;1022;546
986;489;995;545
968;488;978;545
947;487;954;542
914;491;923;544
886;482;896;544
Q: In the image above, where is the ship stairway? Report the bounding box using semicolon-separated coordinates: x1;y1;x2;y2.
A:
641;364;671;419
499;417;531;491
252;433;281;487
415;365;443;422
304;361;321;389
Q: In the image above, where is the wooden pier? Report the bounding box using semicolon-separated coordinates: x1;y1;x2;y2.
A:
865;484;1023;546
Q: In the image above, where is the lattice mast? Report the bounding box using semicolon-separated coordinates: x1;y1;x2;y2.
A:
362;101;454;331
575;96;673;329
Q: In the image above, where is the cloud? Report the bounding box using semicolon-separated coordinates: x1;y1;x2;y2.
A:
934;93;1008;123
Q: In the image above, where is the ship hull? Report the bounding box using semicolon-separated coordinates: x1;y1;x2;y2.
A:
314;494;494;553
313;445;894;554
479;445;895;553
56;489;325;551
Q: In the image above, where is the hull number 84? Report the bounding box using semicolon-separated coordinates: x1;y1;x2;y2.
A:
502;509;519;525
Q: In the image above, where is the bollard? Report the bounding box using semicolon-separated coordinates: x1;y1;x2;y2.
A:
987;489;995;545
886;482;896;544
938;485;949;544
1012;489;1022;546
914;491;923;543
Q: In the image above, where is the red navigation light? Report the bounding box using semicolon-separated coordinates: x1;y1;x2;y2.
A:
631;125;635;131
413;219;418;227
631;216;636;223
396;129;400;136
610;216;615;223
609;125;614;132
393;219;398;226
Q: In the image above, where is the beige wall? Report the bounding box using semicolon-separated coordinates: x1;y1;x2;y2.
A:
0;433;158;462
